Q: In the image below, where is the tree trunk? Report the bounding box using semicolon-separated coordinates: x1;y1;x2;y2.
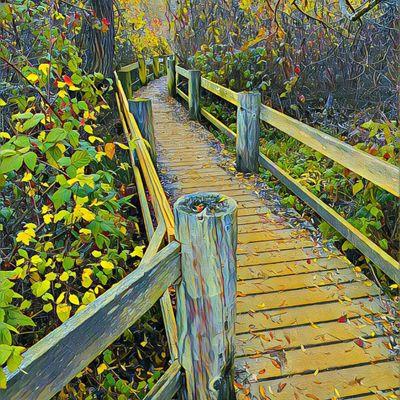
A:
83;0;115;77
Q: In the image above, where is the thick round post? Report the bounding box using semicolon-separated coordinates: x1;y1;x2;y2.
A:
128;98;157;163
167;57;176;97
138;57;147;86
188;70;201;121
119;71;132;99
152;56;160;79
174;192;238;400
236;91;261;173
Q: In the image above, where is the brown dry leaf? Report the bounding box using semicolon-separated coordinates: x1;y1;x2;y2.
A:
277;382;287;393
271;359;281;369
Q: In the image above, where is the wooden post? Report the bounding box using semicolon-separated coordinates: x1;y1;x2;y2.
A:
188;70;201;121
119;71;132;99
162;56;167;75
236;91;261;173
138;56;147;86
152;56;160;79
128;98;157;163
174;192;238;400
167;56;176;97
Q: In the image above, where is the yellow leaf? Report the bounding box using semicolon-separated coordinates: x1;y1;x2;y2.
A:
69;294;80;305
0;131;10;139
100;260;114;270
60;271;69;282
58;90;68;98
92;250;102;258
82;291;96;304
130;245;145;258
97;363;108;374
43;303;53;313
43;214;53;224
26;73;39;83
38;63;50;76
79;228;91;235
0;98;6;107
105;143;116;160
56;292;65;304
56;303;71;322
115;142;129;150
89;135;103;144
84;125;93;134
21;172;32;182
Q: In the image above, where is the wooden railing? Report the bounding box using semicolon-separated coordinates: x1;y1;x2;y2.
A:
0;59;239;400
172;60;400;284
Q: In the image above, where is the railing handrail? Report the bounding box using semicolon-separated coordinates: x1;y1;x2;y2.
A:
1;241;181;400
174;63;400;283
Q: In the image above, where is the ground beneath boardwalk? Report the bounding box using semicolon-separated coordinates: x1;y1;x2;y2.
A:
135;77;398;400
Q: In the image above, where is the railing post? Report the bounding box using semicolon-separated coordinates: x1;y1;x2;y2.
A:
236;91;261;173
152;56;160;79
174;192;237;400
138;56;147;86
167;56;176;97
188;70;201;121
119;71;132;99
128;98;157;163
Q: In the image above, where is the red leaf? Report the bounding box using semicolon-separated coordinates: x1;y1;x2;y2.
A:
63;75;73;86
354;338;364;348
102;17;110;26
294;65;301;75
338;315;347;323
306;259;311;265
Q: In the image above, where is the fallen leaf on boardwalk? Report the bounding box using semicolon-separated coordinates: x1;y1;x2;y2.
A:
314;369;319;376
349;376;364;386
310;321;320;329
301;344;307;352
338;315;348;323
258;368;266;375
354;338;365;348
277;382;287;393
271;359;281;369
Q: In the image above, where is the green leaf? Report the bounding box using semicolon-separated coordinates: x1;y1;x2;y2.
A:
379;238;388;250
31;280;51;297
7;349;23;372
46;128;67;143
0;366;6;389
352;181;364;195
22;113;44;131
0;154;23;174
62;257;75;271
71;150;91;168
0;344;12;365
51;187;72;209
24;151;37;170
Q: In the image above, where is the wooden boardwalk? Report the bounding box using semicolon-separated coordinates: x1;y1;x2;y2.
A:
136;77;398;400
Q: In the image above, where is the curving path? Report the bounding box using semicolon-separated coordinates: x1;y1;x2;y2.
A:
135;77;398;400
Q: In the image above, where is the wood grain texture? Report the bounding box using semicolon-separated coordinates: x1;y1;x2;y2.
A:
260;104;400;197
152;56;160;79
133;76;397;400
143;360;182;400
201;76;239;106
167;57;176;97
174;193;238;400
2;242;181;400
138;57;147;86
188;70;201;121
129;98;157;163
236;91;261;173
118;70;132;99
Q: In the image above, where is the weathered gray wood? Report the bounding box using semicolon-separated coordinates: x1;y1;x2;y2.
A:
118;70;132;99
138;56;147;86
2;242;181;400
153;56;160;79
129;98;157;163
236;91;261;173
188;70;201;121
176;65;189;79
174;192;238;400
258;153;400;283
143;360;182;400
167;57;176;97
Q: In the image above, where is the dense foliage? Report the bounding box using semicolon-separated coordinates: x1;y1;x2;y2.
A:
0;0;170;396
168;0;399;287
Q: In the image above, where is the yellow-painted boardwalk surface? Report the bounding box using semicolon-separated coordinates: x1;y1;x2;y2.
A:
136;77;398;400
